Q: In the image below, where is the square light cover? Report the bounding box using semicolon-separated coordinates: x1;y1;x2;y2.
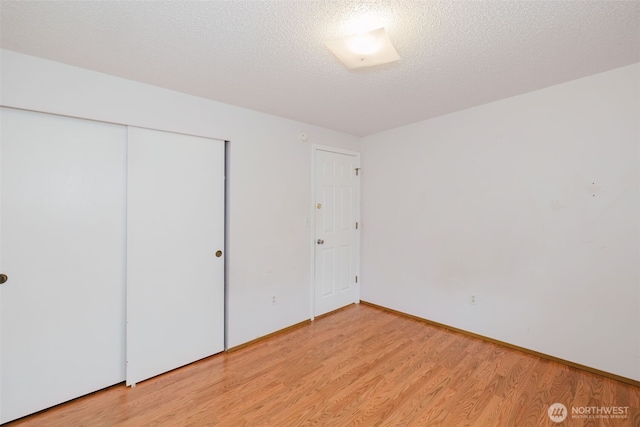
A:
324;27;401;69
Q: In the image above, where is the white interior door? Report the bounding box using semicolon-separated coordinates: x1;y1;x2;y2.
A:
126;127;225;386
0;108;127;424
314;148;359;317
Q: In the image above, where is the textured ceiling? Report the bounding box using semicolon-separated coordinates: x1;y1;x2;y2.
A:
1;1;639;136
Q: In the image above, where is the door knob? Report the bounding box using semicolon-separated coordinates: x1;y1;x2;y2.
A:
215;250;223;257
317;239;324;245
0;274;7;284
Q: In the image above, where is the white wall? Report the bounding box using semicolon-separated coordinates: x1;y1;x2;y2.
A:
0;49;360;348
361;63;640;381
4;48;638;381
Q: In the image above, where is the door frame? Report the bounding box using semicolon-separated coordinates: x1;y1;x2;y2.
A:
310;144;361;320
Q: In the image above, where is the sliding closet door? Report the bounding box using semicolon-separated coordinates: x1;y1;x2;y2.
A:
0;108;126;424
126;127;225;386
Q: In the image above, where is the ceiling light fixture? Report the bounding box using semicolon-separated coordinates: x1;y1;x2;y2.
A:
324;27;400;69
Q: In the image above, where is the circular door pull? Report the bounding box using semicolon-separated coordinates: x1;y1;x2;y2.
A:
0;274;7;284
215;250;223;257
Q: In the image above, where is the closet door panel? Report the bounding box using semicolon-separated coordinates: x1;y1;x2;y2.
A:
0;108;126;423
126;127;224;386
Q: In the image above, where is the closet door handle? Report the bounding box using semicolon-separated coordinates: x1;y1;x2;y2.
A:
0;274;8;284
317;239;324;245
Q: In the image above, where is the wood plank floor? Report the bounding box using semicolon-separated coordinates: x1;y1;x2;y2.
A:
6;304;639;426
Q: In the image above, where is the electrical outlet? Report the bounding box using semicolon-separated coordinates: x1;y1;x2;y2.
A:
469;294;477;305
271;295;277;306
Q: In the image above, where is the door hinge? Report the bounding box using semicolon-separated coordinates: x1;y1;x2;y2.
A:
355;222;358;230
355;276;358;283
355;168;360;176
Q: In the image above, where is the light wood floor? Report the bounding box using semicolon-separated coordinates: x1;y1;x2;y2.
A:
6;304;639;426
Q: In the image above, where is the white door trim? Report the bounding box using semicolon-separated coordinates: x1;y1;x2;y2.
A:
310;144;361;320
